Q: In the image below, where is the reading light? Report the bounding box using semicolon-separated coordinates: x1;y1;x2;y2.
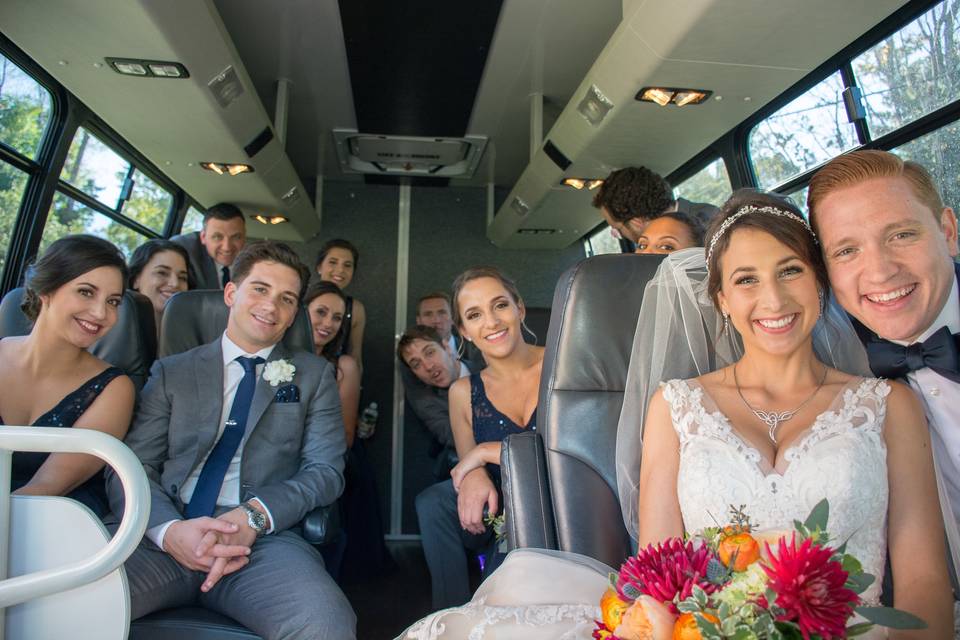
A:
200;162;254;176
254;215;289;225
562;178;604;190
106;57;189;79
636;87;712;107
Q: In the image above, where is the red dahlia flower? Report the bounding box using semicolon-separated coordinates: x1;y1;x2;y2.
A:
762;534;859;640
617;538;717;614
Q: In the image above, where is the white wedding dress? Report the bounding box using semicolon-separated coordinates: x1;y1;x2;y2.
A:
398;376;891;639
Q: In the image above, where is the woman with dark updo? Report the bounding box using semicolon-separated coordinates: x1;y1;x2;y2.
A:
0;235;135;516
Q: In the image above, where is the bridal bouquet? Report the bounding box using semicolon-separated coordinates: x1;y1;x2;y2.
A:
594;500;923;640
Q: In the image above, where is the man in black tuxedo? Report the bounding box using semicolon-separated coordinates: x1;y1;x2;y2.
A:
592;166;718;245
172;203;246;289
809;150;960;533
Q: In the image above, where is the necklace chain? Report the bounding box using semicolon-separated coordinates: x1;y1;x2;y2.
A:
733;363;828;443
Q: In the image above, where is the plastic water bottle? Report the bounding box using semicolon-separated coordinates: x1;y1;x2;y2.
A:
358;402;378;439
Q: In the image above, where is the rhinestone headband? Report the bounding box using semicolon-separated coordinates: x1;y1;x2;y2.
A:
706;205;817;269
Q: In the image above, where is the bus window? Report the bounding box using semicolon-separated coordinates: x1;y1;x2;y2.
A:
60;127;131;210
0;52;53;275
584;225;623;256
181;205;205;234
892;120;960;216
40;193;137;257
853;0;960;139
673;157;731;207
749;72;858;189
783;185;810;217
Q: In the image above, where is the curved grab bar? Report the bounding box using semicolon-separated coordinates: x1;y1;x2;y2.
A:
0;426;149;608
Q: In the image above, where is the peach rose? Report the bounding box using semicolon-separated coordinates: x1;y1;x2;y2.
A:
614;595;676;640
601;588;630;631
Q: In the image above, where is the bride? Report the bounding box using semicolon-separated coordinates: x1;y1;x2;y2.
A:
398;192;953;639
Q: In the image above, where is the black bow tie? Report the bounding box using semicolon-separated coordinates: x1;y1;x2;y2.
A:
866;326;960;382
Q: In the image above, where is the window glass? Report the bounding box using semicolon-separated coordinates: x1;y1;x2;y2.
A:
181;205;205;234
124;169;172;232
673;158;732;207
0;54;53;160
853;0;960;139
891;120;960;219
59;127;131;209
584;225;623;256
0;160;30;274
749;72;859;189
42;192;147;258
782;185;810;218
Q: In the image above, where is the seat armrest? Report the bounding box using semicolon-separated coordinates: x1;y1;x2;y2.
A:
299;503;341;546
501;432;558;551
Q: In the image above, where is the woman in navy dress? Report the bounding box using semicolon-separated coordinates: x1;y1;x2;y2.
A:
1;235;135;517
447;266;543;573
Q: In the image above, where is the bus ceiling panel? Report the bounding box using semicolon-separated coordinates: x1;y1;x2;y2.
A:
487;0;909;248
0;0;315;236
212;0;357;187
463;0;623;188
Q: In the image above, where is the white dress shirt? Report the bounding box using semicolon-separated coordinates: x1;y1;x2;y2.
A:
147;333;276;548
896;274;960;524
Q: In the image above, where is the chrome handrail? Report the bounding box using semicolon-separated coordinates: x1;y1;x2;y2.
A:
0;426;149;609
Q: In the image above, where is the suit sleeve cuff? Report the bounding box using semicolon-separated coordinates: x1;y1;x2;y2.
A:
147;520;179;549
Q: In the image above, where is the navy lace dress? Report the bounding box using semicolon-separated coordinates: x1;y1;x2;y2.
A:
470;372;536;486
5;366;125;517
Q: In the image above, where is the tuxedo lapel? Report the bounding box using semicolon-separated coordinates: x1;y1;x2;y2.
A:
192;341;226;464
246;343;290;436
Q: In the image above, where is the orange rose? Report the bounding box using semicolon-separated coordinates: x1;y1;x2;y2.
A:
615;595;676;640
601;588;630;631
718;532;760;571
672;612;719;640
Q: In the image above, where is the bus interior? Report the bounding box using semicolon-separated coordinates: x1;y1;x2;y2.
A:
0;0;958;638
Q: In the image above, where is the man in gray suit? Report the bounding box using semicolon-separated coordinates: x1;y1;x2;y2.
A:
107;241;355;639
592;166;718;245
171;203;247;289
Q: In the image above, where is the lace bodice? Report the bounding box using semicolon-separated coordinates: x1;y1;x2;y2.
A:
662;377;890;603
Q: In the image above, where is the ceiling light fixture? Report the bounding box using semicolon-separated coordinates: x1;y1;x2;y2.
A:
562;178;604;190
106;57;189;78
200;162;254;176
577;84;614;126
253;215;289;225
636;87;712;107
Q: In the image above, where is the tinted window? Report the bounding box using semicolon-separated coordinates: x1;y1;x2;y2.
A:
181;205;205;234
0;54;53;159
59;127;131;209
584;225;624;256
853;0;960;138
673;158;731;207
891;120;960;218
42;192;147;257
749;72;859;189
0;161;29;274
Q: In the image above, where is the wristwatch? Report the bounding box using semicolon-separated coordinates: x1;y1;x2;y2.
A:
240;501;267;536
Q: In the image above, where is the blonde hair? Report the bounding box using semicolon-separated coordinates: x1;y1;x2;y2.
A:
807;150;944;232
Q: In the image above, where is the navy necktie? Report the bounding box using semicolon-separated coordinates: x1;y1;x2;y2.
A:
185;355;264;519
221;266;230;288
865;326;960;383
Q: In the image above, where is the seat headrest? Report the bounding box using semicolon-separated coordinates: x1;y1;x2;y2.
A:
159;289;314;358
0;288;158;390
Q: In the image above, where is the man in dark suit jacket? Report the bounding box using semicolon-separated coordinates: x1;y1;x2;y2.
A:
171;203;247;289
592;166;719;245
107;241;355;639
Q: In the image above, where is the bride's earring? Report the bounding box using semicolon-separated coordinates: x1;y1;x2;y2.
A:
817;289;825;318
722;311;730;335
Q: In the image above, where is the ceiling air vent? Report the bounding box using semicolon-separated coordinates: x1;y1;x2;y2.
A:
333;129;487;178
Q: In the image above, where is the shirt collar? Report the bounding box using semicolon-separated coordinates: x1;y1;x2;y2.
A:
898;272;960;345
221;332;276;366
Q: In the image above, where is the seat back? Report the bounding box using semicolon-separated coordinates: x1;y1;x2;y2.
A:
159;289;313;357
0;288;157;390
538;254;663;567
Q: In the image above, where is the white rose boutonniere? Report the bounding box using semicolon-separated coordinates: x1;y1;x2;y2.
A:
263;359;296;387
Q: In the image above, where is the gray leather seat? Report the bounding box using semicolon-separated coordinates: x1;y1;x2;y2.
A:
132;289;327;640
0;287;157;390
501;254;663;569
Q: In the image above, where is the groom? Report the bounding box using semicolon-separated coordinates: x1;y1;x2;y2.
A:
808;150;960;524
106;241;355;639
